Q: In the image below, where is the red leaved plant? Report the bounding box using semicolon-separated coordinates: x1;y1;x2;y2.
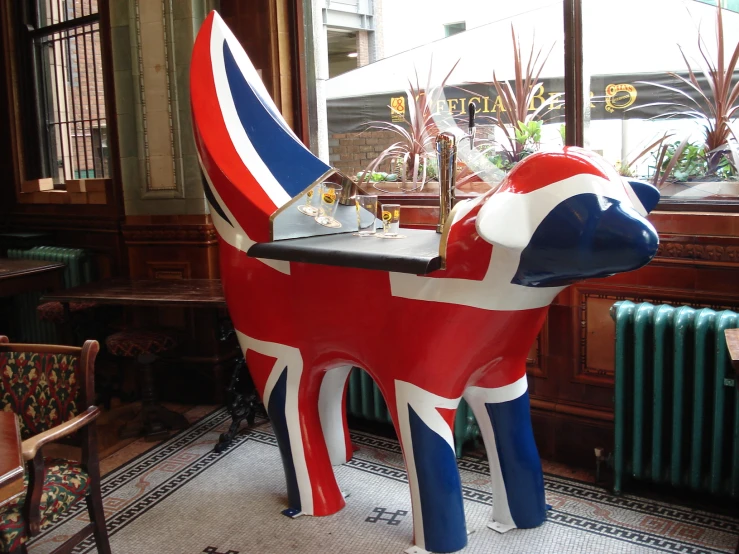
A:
492;25;561;164
635;3;739;174
359;58;460;192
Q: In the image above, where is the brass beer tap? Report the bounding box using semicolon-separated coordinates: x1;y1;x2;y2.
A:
436;132;457;233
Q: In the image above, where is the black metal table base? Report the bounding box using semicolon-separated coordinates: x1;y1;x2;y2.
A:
214;320;263;453
214;355;261;453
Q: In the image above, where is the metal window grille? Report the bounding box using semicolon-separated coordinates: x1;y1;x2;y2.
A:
25;0;109;185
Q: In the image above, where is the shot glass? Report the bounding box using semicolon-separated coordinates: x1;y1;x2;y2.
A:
380;203;401;237
353;195;378;236
315;182;343;228
297;184;320;216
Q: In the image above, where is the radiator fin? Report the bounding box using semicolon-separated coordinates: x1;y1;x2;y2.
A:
612;301;739;498
7;247;94;343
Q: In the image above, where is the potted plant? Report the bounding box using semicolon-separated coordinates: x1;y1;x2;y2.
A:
357;59;459;192
489;25;562;167
633;2;739;199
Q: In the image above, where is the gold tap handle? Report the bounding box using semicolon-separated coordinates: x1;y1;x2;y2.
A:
436;133;457;233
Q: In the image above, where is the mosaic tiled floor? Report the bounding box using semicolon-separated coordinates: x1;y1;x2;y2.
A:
28;408;739;554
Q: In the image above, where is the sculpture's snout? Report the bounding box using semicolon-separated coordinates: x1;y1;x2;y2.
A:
512;194;659;288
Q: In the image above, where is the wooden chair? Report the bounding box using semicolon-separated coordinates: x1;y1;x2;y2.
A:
0;336;110;554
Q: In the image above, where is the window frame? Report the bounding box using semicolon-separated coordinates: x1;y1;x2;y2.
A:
1;0;120;206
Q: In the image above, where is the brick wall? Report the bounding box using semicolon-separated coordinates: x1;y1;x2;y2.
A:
329;130;401;177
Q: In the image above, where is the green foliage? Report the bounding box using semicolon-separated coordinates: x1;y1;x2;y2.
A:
356;171;389;182
653;140;737;183
660;141;706;181
514;121;542;148
487;153;515;171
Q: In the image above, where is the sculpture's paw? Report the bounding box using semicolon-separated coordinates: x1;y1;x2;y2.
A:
404;546;430;554
281;508;304;518
487;521;517;534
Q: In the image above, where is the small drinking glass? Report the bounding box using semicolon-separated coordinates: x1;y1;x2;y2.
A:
297;185;319;216
380;203;401;237
353;195;377;236
315;182;343;228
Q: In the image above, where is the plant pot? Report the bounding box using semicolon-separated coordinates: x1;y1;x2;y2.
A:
659;180;739;200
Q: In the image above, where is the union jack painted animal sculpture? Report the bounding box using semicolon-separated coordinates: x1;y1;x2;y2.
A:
191;12;659;554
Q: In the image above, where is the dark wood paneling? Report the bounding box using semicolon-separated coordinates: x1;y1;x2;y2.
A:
122;215;232;403
123;215;219;280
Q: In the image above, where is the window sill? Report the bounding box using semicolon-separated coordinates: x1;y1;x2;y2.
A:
18;178;110;205
17;190;108;205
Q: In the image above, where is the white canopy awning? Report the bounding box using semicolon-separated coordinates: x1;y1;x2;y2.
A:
327;0;739;100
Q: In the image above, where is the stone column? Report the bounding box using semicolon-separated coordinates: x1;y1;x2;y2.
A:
109;0;210;215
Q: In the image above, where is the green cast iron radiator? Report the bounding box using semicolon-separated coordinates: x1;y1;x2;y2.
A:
611;300;739;498
346;367;480;457
7;247;94;343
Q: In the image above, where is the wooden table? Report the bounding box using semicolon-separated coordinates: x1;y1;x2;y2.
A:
41;279;250;448
41;278;226;309
0;259;64;298
0;412;24;508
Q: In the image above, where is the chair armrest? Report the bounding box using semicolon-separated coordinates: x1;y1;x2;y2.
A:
21;406;101;461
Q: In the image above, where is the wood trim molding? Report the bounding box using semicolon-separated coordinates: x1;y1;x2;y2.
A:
656;236;739;266
530;397;614;422
123;225;218;245
122;215;218;245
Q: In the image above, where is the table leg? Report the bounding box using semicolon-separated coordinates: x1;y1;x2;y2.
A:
214;355;258;453
214;319;261;453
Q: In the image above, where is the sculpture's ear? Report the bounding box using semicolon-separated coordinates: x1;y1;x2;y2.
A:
626;180;660;215
476;192;538;250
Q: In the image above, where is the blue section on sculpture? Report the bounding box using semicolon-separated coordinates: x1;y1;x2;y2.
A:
513;193;659;287
408;406;467;553
485;392;547;529
267;368;301;511
223;42;330;198
627;180;660;213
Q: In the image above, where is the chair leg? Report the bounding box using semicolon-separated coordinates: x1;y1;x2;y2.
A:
86;489;111;554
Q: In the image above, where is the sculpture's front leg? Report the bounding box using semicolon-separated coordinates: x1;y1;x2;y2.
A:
464;374;547;533
394;381;467;553
240;336;346;517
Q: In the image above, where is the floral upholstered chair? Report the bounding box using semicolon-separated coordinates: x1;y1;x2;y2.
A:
0;336;110;554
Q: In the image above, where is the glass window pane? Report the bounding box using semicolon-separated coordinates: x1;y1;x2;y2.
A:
323;0;565;197
582;0;739;204
31;19;108;184
36;0;98;28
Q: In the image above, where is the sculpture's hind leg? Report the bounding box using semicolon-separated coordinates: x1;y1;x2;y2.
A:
318;365;353;465
464;375;547;533
240;336;345;517
394;381;467;553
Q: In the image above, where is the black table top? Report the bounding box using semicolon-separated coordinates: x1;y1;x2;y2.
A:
247;228;443;274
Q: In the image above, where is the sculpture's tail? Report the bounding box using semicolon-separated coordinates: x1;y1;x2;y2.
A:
191;11;330;243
